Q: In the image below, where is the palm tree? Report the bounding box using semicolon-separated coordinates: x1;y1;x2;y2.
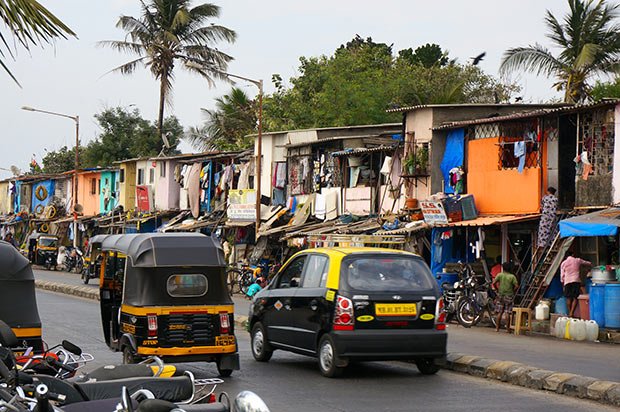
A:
500;0;620;103
186;87;256;151
1;0;75;85
99;0;236;140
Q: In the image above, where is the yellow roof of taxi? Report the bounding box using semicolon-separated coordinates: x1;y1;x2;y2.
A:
302;247;418;256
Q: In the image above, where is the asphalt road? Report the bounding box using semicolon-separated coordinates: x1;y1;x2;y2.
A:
33;268;620;382
35;290;616;412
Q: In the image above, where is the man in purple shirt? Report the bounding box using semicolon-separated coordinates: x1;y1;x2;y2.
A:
560;251;591;318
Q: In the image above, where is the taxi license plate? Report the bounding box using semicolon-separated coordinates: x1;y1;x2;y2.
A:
215;335;236;346
375;303;417;317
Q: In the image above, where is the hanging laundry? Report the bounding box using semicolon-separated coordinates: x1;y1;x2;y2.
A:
272;188;286;206
349;166;361;188
187;162;202;218
315;193;326;220
237;163;250;189
448;167;464;195
380;156;392;176
275;162;287;189
514;141;526;173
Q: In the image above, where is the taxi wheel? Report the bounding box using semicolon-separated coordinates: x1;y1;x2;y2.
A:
318;334;344;378
216;359;233;378
416;358;440;375
122;347;137;364
250;322;272;362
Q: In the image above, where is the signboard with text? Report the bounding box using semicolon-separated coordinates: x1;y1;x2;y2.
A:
136;185;151;212
420;200;449;225
227;189;257;220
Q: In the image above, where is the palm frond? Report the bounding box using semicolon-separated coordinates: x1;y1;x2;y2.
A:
182;25;236;44
574;42;601;68
500;44;564;77
97;40;146;55
104;57;148;76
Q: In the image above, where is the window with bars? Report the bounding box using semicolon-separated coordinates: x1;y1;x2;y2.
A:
577;109;615;176
467;120;541;170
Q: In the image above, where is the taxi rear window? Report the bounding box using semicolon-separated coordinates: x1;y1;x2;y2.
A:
167;274;208;297
342;255;434;292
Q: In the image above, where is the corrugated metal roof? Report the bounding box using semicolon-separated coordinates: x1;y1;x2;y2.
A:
385;103;567;113
432;100;620;131
435;214;540;227
331;144;401;157
246;123;401;138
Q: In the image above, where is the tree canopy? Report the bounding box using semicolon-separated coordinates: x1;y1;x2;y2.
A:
263;36;517;131
99;0;236;141
42;107;183;173
500;0;620;103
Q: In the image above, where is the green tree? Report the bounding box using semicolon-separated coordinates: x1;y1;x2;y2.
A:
1;0;75;85
186;87;257;151
83;107;182;167
263;37;516;131
41;146;84;174
590;77;620;100
500;0;620;103
99;0;236;140
397;43;451;68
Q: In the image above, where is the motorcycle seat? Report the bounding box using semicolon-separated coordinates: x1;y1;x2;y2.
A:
76;364;154;382
75;375;193;403
137;399;229;412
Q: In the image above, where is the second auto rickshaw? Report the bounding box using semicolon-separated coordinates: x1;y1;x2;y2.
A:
98;233;239;376
0;240;43;352
27;233;59;270
81;234;108;284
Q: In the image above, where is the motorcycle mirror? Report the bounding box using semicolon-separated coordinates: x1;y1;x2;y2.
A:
233;391;270;412
61;340;82;356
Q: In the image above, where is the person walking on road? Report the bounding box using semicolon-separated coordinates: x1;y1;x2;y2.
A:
492;262;519;333
3;232;17;249
560;251;591;318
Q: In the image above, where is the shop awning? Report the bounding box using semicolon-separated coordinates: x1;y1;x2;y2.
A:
559;208;620;238
435;214;540;228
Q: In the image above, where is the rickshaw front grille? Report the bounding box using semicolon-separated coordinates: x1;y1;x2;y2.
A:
163;314;216;345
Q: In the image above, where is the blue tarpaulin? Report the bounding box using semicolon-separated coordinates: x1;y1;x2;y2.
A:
31;180;55;214
559;207;620;237
440;128;464;194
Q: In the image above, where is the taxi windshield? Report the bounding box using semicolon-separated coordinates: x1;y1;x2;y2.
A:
343;255;434;292
38;237;58;248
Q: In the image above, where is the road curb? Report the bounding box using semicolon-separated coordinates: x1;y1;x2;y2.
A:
35;280;250;329
443;353;620;407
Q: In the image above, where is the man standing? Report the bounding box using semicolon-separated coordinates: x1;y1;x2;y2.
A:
492;262;519;333
560;251;591;318
3;232;17;249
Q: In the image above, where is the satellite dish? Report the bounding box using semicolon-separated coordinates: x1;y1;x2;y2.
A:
73;203;84;213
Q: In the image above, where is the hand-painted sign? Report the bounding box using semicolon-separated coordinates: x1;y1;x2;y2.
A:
420;200;449;225
228;189;257;220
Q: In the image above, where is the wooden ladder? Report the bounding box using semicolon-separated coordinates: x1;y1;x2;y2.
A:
516;233;575;310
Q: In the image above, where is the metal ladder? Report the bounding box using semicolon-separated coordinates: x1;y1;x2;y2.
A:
516;232;575;310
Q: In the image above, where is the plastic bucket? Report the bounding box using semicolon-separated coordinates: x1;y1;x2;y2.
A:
590;284;606;328
604;284;620;329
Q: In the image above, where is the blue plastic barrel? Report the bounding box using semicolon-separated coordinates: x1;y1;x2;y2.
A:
590;283;606;328
604;284;620;329
555;296;568;315
436;272;459;292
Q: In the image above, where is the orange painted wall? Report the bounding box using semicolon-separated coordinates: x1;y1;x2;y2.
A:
77;172;101;216
467;138;542;214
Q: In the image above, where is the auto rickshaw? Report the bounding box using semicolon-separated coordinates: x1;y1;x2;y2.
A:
0;240;43;353
81;234;108;284
28;233;59;270
98;233;239;377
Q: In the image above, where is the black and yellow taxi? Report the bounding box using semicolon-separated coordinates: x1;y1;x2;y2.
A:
248;247;447;377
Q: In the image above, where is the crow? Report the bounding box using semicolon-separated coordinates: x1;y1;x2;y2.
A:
471;52;486;66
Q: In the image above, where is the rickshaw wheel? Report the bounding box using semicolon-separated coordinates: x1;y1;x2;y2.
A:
216;359;233;377
122;347;138;364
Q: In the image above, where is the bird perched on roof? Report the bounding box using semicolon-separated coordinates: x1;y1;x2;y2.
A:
471;52;486;66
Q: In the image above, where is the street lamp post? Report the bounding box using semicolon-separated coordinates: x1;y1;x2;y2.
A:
21;106;80;248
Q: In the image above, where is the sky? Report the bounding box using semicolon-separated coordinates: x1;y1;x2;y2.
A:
0;0;578;179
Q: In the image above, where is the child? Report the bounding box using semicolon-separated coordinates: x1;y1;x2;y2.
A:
246;277;265;299
492;262;518;333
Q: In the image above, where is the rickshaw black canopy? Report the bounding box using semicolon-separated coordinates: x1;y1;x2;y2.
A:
100;233;226;268
0;241;42;328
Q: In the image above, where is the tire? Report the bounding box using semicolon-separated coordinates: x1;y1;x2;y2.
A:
122;347;137;364
250;322;273;362
75;259;84;274
216;359;233;378
317;334;345;378
83;273;90;285
456;297;481;328
239;272;252;295
226;269;241;294
416;358;440;375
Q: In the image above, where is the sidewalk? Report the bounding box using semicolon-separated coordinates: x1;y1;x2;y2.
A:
33;269;620;387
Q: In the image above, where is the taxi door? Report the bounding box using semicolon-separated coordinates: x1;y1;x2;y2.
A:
261;255;306;347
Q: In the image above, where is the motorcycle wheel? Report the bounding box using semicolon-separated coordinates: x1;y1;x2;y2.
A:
82;273;90;285
239;272;252;295
226;269;242;295
456;297;481;328
75;260;84;274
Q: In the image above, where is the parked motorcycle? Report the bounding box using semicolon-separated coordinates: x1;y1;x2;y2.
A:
455;273;498;329
62;248;83;274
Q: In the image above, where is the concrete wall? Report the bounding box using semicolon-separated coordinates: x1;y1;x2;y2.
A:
154;159;180;210
77;172;101;216
614;104;620;204
119;162;137;211
0;182;10;214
